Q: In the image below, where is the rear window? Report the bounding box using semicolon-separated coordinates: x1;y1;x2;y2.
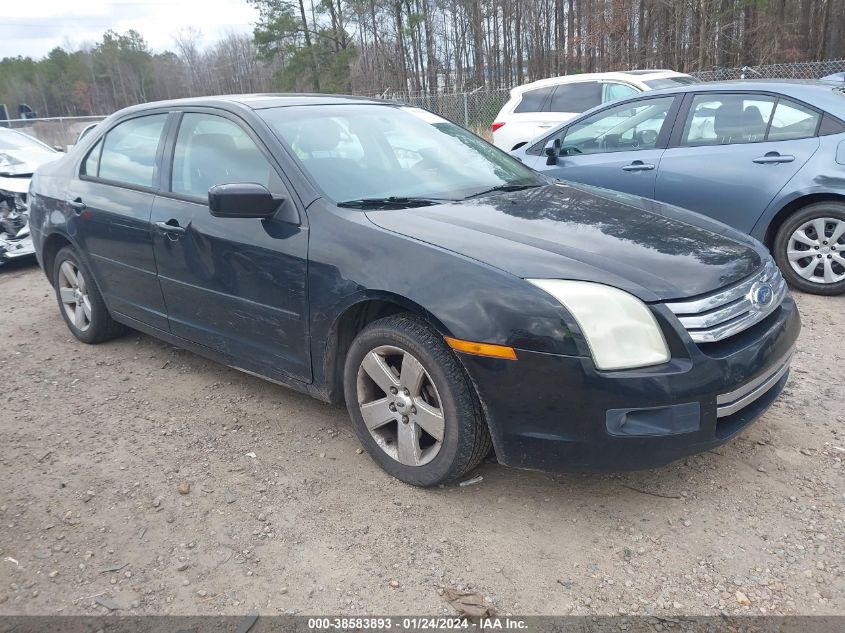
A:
644;76;699;89
514;87;554;113
549;81;602;113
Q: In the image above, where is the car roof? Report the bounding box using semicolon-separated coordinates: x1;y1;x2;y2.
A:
510;70;690;94
641;79;845;116
114;93;393;117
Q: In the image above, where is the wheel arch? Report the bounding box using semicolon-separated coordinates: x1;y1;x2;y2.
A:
41;232;75;286
762;192;845;250
321;293;452;405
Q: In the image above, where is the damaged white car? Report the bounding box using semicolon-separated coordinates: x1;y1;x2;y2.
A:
1;128;59;266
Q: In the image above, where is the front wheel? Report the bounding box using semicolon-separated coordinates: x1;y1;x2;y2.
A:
774;202;845;295
343;314;491;487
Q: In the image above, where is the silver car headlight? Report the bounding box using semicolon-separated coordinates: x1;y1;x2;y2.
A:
528;279;670;371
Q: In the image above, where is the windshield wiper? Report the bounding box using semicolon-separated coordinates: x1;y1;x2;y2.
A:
463;183;543;200
337;197;449;209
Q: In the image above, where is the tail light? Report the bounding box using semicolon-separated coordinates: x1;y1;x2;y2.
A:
491;122;505;133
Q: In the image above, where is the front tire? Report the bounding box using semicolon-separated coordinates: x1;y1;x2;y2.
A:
53;246;125;343
774;202;845;295
343;314;491;487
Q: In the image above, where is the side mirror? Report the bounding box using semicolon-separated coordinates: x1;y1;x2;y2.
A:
544;138;561;165
208;183;284;220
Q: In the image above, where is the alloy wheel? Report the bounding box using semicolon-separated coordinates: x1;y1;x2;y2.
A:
786;217;845;285
356;345;445;467
58;260;92;332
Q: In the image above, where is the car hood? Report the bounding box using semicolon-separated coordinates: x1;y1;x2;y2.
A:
365;182;766;302
0;147;58;179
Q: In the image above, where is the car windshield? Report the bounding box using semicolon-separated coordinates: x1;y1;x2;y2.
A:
259;104;542;203
0;129;55;153
643;76;698;89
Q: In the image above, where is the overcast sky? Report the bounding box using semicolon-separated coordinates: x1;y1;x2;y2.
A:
0;0;260;59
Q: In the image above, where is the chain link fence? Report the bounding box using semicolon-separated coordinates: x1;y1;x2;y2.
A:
0;116;107;150
376;59;845;139
694;59;845;82
4;59;844;148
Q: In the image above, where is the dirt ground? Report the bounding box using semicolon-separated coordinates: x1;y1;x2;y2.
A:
0;259;843;617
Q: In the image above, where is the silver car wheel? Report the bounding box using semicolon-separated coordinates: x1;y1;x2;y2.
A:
356;345;445;467
787;217;845;284
58;260;92;332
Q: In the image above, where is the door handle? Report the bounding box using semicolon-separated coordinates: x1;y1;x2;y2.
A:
155;220;186;238
753;152;795;164
66;197;86;213
622;161;655;172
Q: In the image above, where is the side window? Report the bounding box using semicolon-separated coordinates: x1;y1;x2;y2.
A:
681;94;776;146
767;100;821;141
555;96;675;155
514;87;554;114
549;81;602;113
603;83;639;103
82;139;102;177
98;115;168;187
172;113;278;199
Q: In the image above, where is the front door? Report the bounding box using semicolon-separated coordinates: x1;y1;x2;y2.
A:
527;95;678;200
655;92;822;233
150;111;311;382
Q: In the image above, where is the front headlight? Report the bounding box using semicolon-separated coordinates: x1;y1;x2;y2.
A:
528;279;669;371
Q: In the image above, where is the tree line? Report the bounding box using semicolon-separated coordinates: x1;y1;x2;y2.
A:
2;0;843;118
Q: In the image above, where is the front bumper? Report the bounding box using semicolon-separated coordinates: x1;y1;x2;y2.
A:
458;295;801;473
0;230;35;263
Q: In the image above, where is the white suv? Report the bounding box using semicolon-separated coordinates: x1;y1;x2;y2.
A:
491;70;697;150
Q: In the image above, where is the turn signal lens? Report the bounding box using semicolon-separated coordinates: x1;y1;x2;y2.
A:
491;122;506;132
444;336;517;360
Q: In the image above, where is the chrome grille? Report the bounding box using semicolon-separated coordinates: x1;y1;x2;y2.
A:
665;261;787;344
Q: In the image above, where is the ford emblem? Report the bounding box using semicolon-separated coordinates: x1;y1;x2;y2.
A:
749;281;775;309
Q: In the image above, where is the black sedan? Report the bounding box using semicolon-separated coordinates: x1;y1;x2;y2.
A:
28;95;800;486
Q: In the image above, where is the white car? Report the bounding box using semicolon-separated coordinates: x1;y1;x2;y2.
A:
491;70;697;150
0;128;59;265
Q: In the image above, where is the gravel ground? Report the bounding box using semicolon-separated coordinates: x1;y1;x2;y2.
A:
0;260;843;617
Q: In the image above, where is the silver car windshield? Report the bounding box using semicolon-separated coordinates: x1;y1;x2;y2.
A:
643;77;699;89
0;129;55;153
259;104;542;202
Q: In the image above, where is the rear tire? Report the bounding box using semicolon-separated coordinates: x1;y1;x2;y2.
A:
773;202;845;296
52;246;125;344
343;314;491;487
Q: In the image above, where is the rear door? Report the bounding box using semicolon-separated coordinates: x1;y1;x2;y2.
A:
525;94;679;199
655;92;822;232
536;80;604;134
150;109;311;382
69;113;171;330
501;86;556;150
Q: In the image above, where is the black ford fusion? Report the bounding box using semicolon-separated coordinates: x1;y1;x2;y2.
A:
28;95;800;486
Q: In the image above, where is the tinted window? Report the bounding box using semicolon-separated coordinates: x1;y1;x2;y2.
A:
172;113;276;199
98;115;167;187
556;96;675;155
549;81;602;113
514;87;554;113
82;139;102;176
767;100;821;141
819;113;845;136
603;83;640;103
681;94;776;146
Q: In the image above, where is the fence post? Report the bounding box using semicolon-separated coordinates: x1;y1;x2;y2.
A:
463;93;469;128
58;117;67;148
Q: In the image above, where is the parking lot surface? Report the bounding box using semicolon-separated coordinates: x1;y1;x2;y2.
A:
1;260;843;616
